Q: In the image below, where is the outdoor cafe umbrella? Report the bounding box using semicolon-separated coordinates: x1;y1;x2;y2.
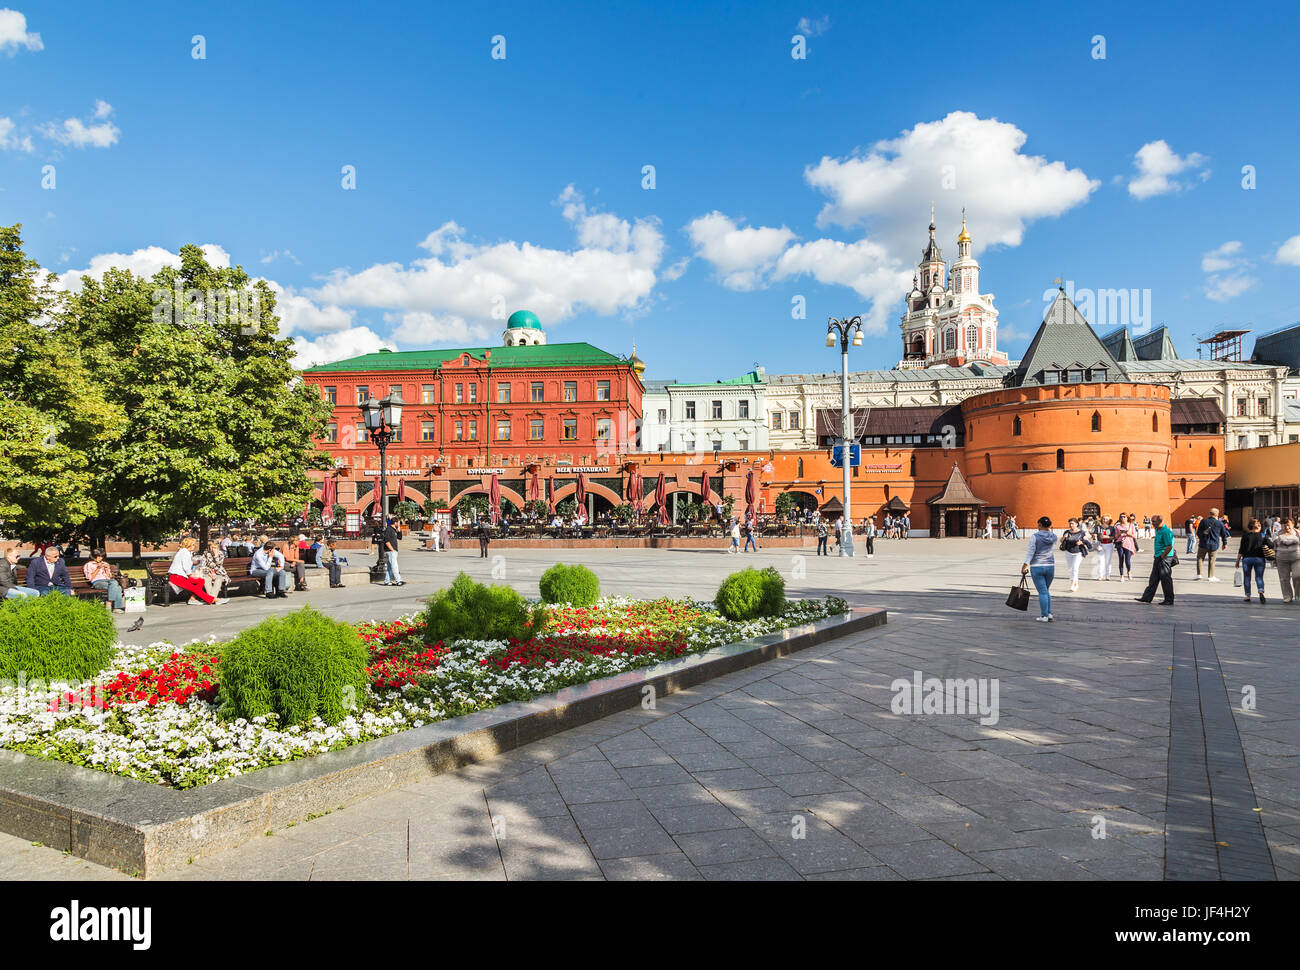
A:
745;470;757;524
627;469;642;514
488;473;501;524
655;471;668;526
547;476;556;517
529;468;540;507
700;470;710;505
395;477;406;507
575;473;587;520
321;476;337;524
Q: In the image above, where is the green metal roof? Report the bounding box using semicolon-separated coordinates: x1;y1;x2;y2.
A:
303;341;625;373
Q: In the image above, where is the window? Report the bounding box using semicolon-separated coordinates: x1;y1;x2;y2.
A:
944;329;956;351
797;459;804;477
496;418;510;441
739;438;748;450
1238;435;1249;449
1259;397;1269;417
1152;413;1158;432
356;424;368;443
596;418;611;440
772;412;783;429
685;400;695;419
1208;447;1217;467
985;327;994;349
789;411;799;430
455;383;464;403
712;440;722;453
712;400;722;419
356;385;369;404
389;385;401;399
497;383;511;403
529;419;544;440
390;422;402;442
564;381;577;402
1091;411;1101;432
909;455;916;476
1260;434;1270;447
421;421;436;442
984;453;992;474
596;380;610;401
468;420;477;440
1121;447;1129;469
1021;462;1028;471
739;400;749;419
325;422;337;443
1013;416;1022;436
1043;370;1059;384
323;386;337;404
454;421;463;441
531;382;544;402
1067;369;1084;383
421;384;436;403
966;325;978;349
1056;448;1065;470
468;384;477;403
657;408;667;422
1237;399;1248;417
686;439;696;452
1091;367;1107;382
563;419;578;440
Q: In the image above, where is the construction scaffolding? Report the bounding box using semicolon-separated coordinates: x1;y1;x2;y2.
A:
1197;328;1251;362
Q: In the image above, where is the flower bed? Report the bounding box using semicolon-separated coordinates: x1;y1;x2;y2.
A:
0;595;847;789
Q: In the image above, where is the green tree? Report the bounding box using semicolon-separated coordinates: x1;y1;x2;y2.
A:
0;225;122;538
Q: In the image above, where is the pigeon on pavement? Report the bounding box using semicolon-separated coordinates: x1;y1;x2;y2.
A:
126;617;144;632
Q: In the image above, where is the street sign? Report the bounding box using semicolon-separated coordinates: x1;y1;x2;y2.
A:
831;443;860;468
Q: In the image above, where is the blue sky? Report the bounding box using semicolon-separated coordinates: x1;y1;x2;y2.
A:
4;0;1299;380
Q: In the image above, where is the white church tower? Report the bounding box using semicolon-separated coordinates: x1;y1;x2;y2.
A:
898;208;1006;369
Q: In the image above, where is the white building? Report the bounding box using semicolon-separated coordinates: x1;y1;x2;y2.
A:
642;369;768;454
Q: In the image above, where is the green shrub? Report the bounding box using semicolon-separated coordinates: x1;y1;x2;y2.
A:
421;572;547;644
0;593;117;684
713;567;786;621
217;606;368;726
538;563;600;606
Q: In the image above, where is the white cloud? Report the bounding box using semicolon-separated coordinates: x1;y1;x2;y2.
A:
42;102;120;149
685;112;1096;332
796;16;830;36
291;327;394;369
684;212;795;290
56;243;231;291
386;311;493;346
265;281;354;335
1201;240;1244;273
1200;240;1256;302
310;186;664;332
1274;235;1300;266
260;249;302;265
0;116;33;152
0;8;41;53
1127;140;1209;199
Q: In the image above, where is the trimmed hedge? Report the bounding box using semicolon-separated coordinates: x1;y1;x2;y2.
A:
0;593;117;684
217;606;369;726
421;572;548;644
538;563;600;606
714;566;786;621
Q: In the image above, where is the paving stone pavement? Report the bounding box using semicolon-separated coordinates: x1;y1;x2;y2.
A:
2;539;1295;880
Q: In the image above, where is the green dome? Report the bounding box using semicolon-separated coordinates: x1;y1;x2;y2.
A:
507;310;542;330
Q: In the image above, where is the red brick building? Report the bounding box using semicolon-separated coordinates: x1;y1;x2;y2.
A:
300;311;645;522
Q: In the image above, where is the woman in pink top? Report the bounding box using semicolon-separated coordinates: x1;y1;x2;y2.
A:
1114;513;1138;581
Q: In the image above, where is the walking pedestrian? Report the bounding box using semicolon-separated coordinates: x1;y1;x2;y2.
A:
863;516;876;558
1235;518;1273;604
1114;514;1137;580
1194;507;1229;582
728;518;741;553
477;518;491;559
815;517;828;556
383;517;405;583
1273;518;1300;603
1061;518;1091;592
1135;514;1176;605
1185;515;1198;555
439;518;450;552
743;519;758;553
1096;515;1117;581
1021;516;1057;622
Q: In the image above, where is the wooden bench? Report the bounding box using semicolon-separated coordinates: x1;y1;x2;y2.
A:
146;556;263;606
12;564;110;602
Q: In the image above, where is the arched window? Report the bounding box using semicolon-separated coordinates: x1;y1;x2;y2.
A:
909;454;916;476
966;325;978;349
1021;462;1028;471
1152;413;1158;432
944;329;956;351
1121;447;1130;469
797;458;804;478
984;453;992;474
1091;411;1101;432
1209;447;1217;467
1013;416;1022;436
1056;449;1065;470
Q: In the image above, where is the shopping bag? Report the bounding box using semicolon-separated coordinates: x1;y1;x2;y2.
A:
1233;566;1243;588
1006;577;1030;611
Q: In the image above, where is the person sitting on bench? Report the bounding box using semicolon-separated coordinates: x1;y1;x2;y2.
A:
251;541;290;598
83;548;126;612
167;538;221;605
26;546;73;596
320;540;345;588
279;538;308;591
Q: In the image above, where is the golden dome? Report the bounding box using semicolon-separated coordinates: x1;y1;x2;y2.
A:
957;210;971;244
628;341;645;374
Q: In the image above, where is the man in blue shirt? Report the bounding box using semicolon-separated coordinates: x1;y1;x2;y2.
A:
1135;514;1176;605
1194;507;1229;582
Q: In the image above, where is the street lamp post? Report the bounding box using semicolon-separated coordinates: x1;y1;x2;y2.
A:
826;316;863;557
360;391;404;582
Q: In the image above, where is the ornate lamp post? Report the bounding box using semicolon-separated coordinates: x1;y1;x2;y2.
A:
360;391;404;581
826;316;863;557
